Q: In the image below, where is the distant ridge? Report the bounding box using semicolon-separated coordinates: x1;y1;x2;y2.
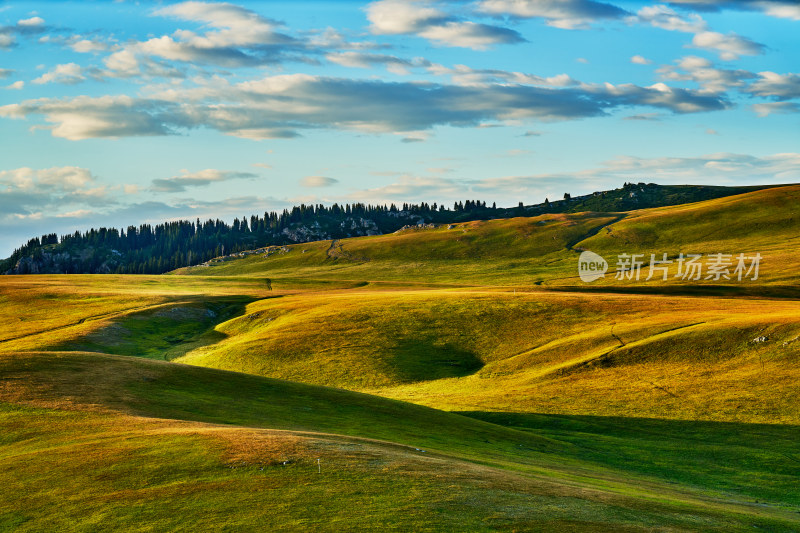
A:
1;183;778;275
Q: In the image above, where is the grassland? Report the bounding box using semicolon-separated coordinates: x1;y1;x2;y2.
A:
2;352;799;531
2;185;800;530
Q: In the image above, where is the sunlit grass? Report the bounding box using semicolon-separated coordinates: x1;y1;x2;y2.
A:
2;353;799;531
3;185;800;529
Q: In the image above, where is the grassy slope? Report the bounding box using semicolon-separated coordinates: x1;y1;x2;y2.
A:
175;212;618;285
575;184;800;286
175;184;800;288
1;351;798;532
4;185;800;529
172;288;800;423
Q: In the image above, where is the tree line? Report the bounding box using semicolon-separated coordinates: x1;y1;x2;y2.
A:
2;200;520;274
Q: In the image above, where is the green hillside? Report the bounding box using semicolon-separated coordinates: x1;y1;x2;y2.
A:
2;184;800;530
176;184;800;287
2;351;799;531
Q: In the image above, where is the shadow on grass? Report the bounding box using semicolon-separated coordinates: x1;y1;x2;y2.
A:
388;338;484;382
458;411;800;508
547;284;800;299
47;295;258;361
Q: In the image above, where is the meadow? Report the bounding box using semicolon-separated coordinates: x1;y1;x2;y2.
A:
2;185;799;530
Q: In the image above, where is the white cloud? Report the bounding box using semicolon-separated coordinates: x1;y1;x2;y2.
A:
747;71;800;100
0;94;182;140
632;5;764;61
0;34;16;49
0;166;115;225
300;176;339;187
154;1;293;48
691;31;765;60
752;101;800;117
0;166;94;191
4;81;24;90
366;0;445;34
666;1;800;21
757;1;800;20
418;21;524;50
32;63;86;85
55;209;94;218
657;56;755;92
427;63;578;87
633;5;707;33
631;55;652;65
151;169;258;192
366;0;524;49
70;39;111;53
0;74;731;141
103;1;304;76
0;15;48;50
326;51;418;72
17;16;44;27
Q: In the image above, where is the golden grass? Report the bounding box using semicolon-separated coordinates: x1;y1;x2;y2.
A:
3;185;800;529
168;287;800;423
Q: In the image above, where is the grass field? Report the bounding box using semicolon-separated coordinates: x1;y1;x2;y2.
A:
2;185;800;530
2;352;799;531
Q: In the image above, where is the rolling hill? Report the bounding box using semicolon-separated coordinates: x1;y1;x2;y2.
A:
176;184;800;288
2;184;800;530
2;351;799;531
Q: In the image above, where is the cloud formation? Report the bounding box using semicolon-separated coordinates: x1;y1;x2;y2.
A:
0;15;49;49
300;176;339;187
151;169;258;192
0;73;730;141
478;0;629;29
0;166;113;221
752;102;800;117
32;63;87;85
657;56;755;92
326;52;425;74
634;5;706;33
667;1;800;20
366;0;525;49
427;63;578;87
102;1;306;77
747;72;800;100
691;31;765;60
633;5;765;60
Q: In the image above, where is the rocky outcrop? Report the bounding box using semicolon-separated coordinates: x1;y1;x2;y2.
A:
5;249;121;274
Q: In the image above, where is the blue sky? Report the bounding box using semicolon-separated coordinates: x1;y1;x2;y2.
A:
0;0;798;256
